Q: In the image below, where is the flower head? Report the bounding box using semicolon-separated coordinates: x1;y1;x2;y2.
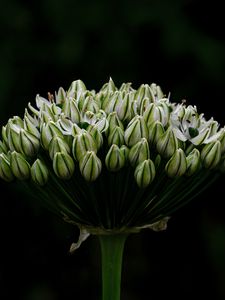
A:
0;79;223;246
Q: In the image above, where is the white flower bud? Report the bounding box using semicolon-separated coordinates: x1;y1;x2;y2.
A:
67;79;86;98
53;152;75;179
165;149;187;177
31;159;49;186
148;121;164;146
10;151;30;180
156;127;178;158
72;130;97;161
24;116;40;138
108;126;125;147
129;138;150;167
49;136;70;160
79;151;102;181
186;148;201;176
87;125;103;150
62;97;81;124
0;153;14;182
20;129;40;157
105;144;125;171
134;159;156;188
124;116;148;147
40;121;64;150
201;141;221;169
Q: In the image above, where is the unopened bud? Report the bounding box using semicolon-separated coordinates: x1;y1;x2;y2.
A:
165;149;187;177
49;136;70;160
40;121;64;150
134;159;156;188
105;144;125;171
148;121;164;146
24;116;40;138
156;127;178;158
120;145;129;163
106;112;124;136
31;159;49;186
10;151;30;180
143;103;169;126
0;153;14;182
124;116;148;147
62;97;81;124
201;141;221;169
87;125;103;150
67;79;86;98
129;138;150;167
72;130;97;161
53;152;75;179
0;140;8;154
186;148;201;176
20;129;40;157
79;151;102;181
108;126;124;147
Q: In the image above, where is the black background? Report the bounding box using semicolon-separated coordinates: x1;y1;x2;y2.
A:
1;0;225;299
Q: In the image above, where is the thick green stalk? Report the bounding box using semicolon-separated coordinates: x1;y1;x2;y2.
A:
98;234;128;300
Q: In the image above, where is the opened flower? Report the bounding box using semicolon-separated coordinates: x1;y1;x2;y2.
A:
0;79;224;300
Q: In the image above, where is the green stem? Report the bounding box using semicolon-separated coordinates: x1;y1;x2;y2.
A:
98;234;128;300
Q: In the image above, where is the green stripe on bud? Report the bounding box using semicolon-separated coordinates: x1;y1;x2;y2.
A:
124;116;148;147
49;136;70;160
106;112;124;137
0;140;8;154
120;145;129;163
108;126;124;147
105;144;125;171
0;153;14;182
20;129;40;157
31;159;49;186
165;149;187;177
40;121;64;150
201;141;221;169
6;123;22;152
67;79;86;98
156;127;178;158
79;151;102;182
10;151;30;180
186;148;201;176
72;130;97;161
24;116;40;138
134;159;156;188
129;138;150;167
53;152;75;179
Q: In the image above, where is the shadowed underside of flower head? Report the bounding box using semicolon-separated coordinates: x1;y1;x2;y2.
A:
0;78;224;235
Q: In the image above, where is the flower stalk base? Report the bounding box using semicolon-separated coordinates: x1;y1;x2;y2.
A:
98;233;128;300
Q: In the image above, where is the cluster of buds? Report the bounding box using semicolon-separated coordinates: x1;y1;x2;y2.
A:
0;79;224;232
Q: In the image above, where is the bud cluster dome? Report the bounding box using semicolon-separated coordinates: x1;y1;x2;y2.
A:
0;79;224;235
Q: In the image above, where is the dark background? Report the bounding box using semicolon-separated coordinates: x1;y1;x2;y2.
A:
1;0;225;299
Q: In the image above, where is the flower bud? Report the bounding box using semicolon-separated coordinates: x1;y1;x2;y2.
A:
134;159;156;188
10;151;30;180
31;159;49;186
186;148;201;176
72;130;97;161
6;123;22;152
87;125;103;150
106;112;124;136
219;128;225;154
79;151;102;181
0;153;14;182
20;129;40;157
115;93;132;121
150;83;164;100
55;86;66;104
67;79;86;98
24;116;40;138
143;102;169;126
62;97;81;124
124;116;148;147
53;152;75;179
0;140;8;154
129;138;150;167
148;121;164;146
120;145;129;163
80;95;100;114
156;127;178;158
165;149;187;177
108;126;124;147
135;84;154;105
105;144;125;171
40;121;64;150
201;141;221;169
49;136;70;160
